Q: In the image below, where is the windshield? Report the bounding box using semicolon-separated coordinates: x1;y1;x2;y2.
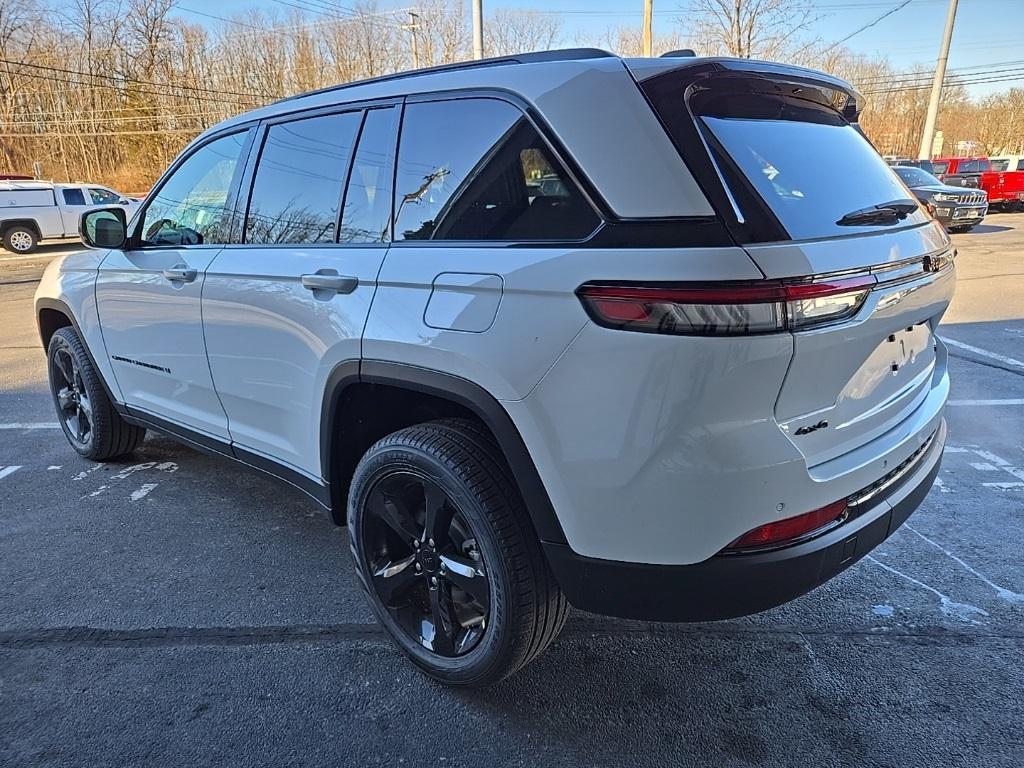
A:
894;166;942;187
702;115;927;240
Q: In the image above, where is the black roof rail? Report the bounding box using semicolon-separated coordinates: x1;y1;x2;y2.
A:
660;49;697;58
273;48;616;106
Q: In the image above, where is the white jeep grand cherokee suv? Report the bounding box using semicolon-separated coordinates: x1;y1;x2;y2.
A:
35;50;953;686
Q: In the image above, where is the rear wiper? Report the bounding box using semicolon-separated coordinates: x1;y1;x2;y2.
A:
836;198;919;226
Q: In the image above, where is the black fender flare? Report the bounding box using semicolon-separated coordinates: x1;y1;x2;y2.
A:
320;359;568;545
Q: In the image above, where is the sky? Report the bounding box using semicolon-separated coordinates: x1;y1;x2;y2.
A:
177;0;1024;97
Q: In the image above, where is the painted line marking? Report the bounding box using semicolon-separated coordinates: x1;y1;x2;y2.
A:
905;524;1024;604
941;336;1024;368
948;399;1024;406
130;483;158;502
0;422;60;430
0;465;22;481
866;555;988;625
970;462;999;472
944;446;971;453
47;465;61;470
984;482;1024;490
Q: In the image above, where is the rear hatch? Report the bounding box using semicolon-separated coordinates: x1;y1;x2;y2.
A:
635;59;955;467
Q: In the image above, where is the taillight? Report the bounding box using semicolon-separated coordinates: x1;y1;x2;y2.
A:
723;500;848;553
577;276;876;336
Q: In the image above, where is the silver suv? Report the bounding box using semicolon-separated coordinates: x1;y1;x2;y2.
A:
35;50;954;686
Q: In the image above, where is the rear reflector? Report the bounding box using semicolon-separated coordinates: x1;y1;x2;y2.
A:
577;276;876;336
724;500;849;552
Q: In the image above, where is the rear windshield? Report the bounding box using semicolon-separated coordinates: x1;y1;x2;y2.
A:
701;112;926;240
894;166;942;187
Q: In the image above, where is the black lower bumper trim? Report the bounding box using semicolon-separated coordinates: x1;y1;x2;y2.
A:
544;423;944;622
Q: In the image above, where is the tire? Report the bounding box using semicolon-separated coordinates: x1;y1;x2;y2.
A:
348;418;568;686
47;326;146;460
4;225;38;253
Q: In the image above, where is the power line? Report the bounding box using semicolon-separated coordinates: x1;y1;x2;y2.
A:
864;73;1024;95
0;56;263;100
822;0;916;53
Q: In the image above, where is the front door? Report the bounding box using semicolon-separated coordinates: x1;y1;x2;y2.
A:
95;129;254;440
202;106;398;478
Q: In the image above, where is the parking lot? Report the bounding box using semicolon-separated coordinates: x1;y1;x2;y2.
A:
1;220;1022;767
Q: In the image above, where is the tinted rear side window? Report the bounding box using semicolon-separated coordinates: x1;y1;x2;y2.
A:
340;107;398;244
246;111;361;244
393;98;598;241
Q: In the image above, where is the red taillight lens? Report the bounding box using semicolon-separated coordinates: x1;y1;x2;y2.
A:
724;500;849;552
577;276;876;336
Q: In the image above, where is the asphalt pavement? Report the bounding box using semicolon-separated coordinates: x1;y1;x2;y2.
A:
1;223;1023;767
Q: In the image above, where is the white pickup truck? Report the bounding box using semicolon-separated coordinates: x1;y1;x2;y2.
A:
0;181;140;253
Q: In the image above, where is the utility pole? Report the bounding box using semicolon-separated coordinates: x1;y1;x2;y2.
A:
918;0;959;160
404;11;420;69
472;0;484;60
642;0;653;57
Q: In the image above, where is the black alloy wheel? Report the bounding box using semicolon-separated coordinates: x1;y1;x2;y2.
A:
361;470;490;657
46;326;146;460
349;419;569;686
51;342;94;449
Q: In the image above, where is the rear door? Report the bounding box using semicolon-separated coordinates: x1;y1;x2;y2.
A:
95;129;253;440
640;63;955;468
202;105;398;479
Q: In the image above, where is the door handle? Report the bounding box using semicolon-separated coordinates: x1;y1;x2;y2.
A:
162;266;197;283
301;273;358;294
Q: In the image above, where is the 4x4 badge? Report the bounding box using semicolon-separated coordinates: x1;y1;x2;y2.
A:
795;420;829;436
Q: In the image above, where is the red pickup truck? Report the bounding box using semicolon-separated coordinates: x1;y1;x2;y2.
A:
932;157;1024;210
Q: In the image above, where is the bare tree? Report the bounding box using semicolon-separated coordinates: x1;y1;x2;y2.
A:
486;9;561;57
683;0;818;59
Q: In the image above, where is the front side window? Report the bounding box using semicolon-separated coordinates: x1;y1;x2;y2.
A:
393;98;598;241
141;130;251;247
62;188;86;205
89;187;120;205
245;111;361;245
931;161;950;175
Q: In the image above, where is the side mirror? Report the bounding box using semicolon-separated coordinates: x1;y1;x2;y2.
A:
118;199;130;205
81;207;127;249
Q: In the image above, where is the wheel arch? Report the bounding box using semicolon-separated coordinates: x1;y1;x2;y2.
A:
321;360;568;546
35;297;121;410
1;218;42;239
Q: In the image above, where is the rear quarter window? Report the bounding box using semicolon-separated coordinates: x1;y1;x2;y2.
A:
393;98;599;242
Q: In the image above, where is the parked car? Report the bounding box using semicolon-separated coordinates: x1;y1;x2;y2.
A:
0;180;140;253
36;50;953;686
989;155;1024;172
892;165;988;231
931;156;1024;211
886;157;935;175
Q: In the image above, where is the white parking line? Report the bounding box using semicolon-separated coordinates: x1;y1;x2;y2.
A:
948;399;1024;406
941;336;1024;368
0;422;60;430
0;465;23;481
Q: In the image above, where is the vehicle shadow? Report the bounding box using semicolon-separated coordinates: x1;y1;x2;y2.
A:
446;610;1016;767
955;223;1013;234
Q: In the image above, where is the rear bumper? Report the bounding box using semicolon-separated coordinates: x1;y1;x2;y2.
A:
544;418;946;622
